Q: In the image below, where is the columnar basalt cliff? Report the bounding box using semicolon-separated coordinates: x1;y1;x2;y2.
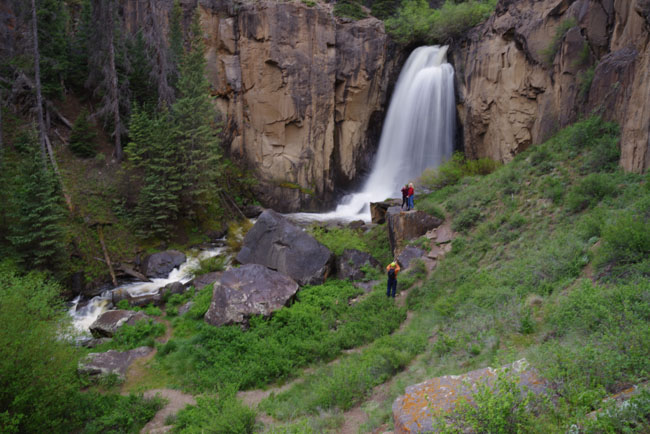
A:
453;0;650;172
197;0;398;212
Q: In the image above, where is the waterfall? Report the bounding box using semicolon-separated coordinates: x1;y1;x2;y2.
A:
293;45;455;223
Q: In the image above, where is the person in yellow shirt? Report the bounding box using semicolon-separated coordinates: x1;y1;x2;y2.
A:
386;260;401;298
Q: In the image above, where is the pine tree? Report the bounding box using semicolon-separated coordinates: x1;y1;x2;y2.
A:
68;0;92;91
6;128;66;270
172;8;222;221
126;106;182;239
127;31;158;108
69;108;97;158
36;0;70;100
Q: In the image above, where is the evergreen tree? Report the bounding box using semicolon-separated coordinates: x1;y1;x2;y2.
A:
172;8;222;221
5;128;66;271
68;0;92;91
125;106;182;239
69;108;97;158
127;31;158;108
36;0;70;100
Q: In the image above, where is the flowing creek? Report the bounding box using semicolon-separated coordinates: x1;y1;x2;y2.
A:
69;246;226;337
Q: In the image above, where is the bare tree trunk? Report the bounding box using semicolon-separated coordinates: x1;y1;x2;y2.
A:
106;2;123;161
31;0;47;164
97;225;118;287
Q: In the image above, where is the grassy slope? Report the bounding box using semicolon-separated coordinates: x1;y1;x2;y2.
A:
86;117;648;433
255;117;650;432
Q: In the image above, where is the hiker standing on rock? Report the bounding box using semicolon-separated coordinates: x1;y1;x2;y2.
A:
401;184;409;210
407;183;415;210
386;260;401;298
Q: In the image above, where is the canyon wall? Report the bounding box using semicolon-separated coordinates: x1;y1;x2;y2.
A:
453;0;650;172
198;0;398;212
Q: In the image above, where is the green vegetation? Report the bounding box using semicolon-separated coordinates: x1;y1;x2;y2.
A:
158;280;405;391
69;108;97;158
309;224;392;265
172;389;256;433
188;255;227;276
0;262;162;433
386;0;497;44
334;0;368;20
419;151;501;190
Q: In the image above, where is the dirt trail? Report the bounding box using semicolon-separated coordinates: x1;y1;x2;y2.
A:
140;389;196;434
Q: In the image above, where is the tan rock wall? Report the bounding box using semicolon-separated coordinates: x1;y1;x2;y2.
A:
200;2;397;211
454;0;650;172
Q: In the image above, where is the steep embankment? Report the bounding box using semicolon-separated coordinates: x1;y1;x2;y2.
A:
453;0;650;172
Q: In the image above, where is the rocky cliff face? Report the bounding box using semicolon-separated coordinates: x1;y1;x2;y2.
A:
453;0;650;172
196;0;398;211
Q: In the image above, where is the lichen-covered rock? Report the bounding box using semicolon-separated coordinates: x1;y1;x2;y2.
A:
386;207;443;255
336;249;381;281
392;359;549;433
142;250;186;278
89;310;148;338
236;210;334;285
204;264;299;327
111;287;163;308
78;346;153;379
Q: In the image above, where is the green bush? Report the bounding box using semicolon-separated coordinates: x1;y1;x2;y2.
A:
541;177;565;203
173;389;256;433
578;66;595;99
452;207;482;232
0;264;80;433
420;152;499;190
386;0;497;44
580;388;650;433
566;173;618;212
334;0;367;20
110;319;165;350
436;370;536;433
596;211;650;268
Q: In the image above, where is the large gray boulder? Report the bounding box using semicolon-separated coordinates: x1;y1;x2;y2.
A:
142;250;186;278
89;310;148;338
336;249;381;281
386;207;443;255
111;287;163;307
78;346;153;379
204;264;300;327
185;272;222;290
392;359;550;433
397;246;426;270
236;210;334;286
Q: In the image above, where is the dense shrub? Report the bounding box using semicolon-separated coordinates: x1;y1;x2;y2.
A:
566;173;618;212
0;264;79;433
109;319;165;350
334;0;367;19
173;390;256;433
386;0;497;44
596;211;650;269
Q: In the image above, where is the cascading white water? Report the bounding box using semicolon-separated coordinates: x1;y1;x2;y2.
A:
69;247;225;336
292;45;455;223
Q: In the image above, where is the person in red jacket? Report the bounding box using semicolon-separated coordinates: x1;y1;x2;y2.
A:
407;183;415;210
386;260;401;298
401;184;409;210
